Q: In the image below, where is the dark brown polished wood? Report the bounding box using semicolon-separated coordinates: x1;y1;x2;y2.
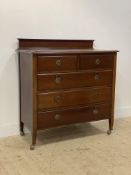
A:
37;104;111;129
37;55;77;72
18;38;94;49
37;70;112;91
38;87;112;110
18;39;118;149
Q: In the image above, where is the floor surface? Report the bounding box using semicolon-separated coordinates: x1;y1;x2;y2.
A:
0;117;131;175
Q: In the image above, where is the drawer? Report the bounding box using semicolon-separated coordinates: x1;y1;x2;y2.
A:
37;104;111;129
38;70;112;91
37;55;77;72
38;87;112;110
79;54;114;70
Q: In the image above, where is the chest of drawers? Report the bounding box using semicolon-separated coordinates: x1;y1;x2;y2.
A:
18;39;118;150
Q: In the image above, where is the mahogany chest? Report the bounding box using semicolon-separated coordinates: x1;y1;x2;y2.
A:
18;39;117;149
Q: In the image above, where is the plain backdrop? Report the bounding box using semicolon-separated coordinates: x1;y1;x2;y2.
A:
0;0;131;137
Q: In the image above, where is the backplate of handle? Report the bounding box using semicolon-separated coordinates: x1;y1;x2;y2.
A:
93;92;101;98
94;74;100;80
93;109;99;115
55;76;62;84
54;114;61;120
54;96;61;103
56;59;61;66
95;58;101;65
93;107;99;115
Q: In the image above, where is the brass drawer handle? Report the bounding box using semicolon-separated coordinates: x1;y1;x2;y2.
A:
94;74;100;80
93;108;99;115
56;59;61;66
93;92;101;97
54;96;61;103
95;58;101;65
54;114;60;120
55;76;62;84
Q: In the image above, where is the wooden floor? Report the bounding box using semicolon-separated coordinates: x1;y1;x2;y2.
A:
0;117;131;175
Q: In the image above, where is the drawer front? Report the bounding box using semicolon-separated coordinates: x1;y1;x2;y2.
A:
79;54;114;70
37;55;77;72
38;87;112;110
38;70;112;91
37;104;111;129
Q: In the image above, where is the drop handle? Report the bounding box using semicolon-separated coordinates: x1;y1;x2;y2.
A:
55;76;62;84
54;114;61;120
54;96;61;103
93;92;101;98
56;59;61;66
95;58;101;65
93;108;99;115
94;74;100;80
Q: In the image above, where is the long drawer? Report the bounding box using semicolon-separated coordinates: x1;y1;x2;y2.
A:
38;87;112;110
37;70;112;91
79;54;114;70
37;55;77;72
37;104;111;129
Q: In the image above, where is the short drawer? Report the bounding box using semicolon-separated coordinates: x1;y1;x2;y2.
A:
37;70;112;91
79;54;114;70
37;104;111;129
37;55;77;72
38;87;112;110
